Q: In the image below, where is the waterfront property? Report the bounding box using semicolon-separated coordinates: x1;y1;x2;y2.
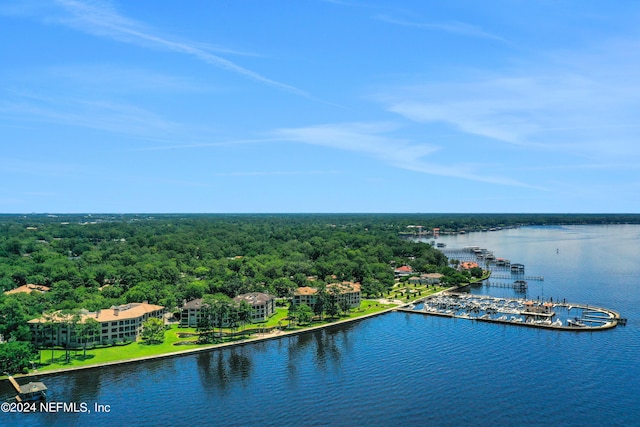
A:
180;292;277;327
292;282;362;309
233;292;276;322
394;265;414;277
408;273;444;285
9;225;638;427
180;298;205;327
459;261;480;270
292;286;318;308
328;282;362;308
28;302;165;346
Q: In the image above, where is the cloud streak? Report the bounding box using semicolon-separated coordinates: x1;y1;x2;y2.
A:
31;0;309;96
382;63;640;160
376;14;508;42
272;122;539;188
0;92;180;138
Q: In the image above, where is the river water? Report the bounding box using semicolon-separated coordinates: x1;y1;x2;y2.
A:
2;225;639;426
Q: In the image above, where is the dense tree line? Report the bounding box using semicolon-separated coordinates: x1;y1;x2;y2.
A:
0;214;450;340
1;213;636;372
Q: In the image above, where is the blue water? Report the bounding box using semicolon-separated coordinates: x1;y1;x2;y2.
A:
2;225;639;426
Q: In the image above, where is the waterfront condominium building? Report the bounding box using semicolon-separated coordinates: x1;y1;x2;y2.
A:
180;292;277;327
180;298;207;328
28;302;165;347
292;286;319;308
233;292;276;322
293;282;361;309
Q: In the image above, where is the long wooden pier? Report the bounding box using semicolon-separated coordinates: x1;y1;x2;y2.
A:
489;274;544;281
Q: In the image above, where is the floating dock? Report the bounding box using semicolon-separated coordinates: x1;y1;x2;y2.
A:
398;293;622;331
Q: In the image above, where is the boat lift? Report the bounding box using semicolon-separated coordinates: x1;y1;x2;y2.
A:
5;373;47;402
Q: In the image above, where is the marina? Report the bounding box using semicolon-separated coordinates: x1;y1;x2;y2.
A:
398;293;622;331
425;244;626;330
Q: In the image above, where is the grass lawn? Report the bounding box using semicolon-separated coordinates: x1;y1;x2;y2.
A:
31;301;398;374
36;324;203;372
287;300;397;329
383;271;491;303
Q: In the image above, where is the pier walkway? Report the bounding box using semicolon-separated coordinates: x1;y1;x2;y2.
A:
488;274;544;281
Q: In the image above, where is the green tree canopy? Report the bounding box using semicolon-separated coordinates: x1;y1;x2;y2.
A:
141;317;165;344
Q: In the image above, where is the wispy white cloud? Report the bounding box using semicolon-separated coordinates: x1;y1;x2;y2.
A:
381;47;640;161
0;92;179;138
509;162;640;171
376;14;508;42
189;42;264;58
274;121;437;161
0;63;231;143
272;122;539;188
11;0;308;96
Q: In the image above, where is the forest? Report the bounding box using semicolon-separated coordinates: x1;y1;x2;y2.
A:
1;213;638;371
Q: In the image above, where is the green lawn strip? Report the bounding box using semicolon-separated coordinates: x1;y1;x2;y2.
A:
36;325;201;371
31;301;397;373
291;300;397;328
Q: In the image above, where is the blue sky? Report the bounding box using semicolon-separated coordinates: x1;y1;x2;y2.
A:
2;0;640;213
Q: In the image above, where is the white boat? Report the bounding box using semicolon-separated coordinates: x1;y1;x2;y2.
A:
552;319;563;327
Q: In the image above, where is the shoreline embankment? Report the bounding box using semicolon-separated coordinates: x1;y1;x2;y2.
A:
6;302;404;381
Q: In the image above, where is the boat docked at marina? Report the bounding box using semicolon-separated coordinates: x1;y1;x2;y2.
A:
403;292;621;331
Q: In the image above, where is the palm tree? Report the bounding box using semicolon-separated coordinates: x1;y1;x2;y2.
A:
237;300;252;337
313;284;328;321
79;318;100;358
59;310;77;363
206;294;231;342
41;310;57;363
326;287;340;319
287;303;298;329
196;302;215;343
227;302;240;337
